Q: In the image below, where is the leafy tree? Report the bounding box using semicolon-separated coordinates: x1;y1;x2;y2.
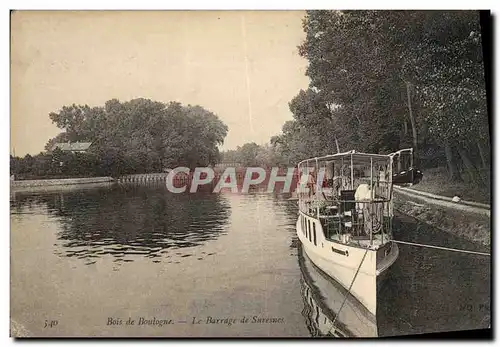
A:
237;143;261;167
44;98;228;175
401;11;488;183
283;10;489;186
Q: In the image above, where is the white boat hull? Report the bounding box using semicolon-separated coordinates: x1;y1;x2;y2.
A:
299;243;378;337
296;212;399;316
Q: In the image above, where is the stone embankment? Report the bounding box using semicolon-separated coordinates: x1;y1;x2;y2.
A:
394;186;491;247
11;177;114;189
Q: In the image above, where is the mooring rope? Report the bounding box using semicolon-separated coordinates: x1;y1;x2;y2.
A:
331;248;369;332
327;238;489;335
393;240;490;256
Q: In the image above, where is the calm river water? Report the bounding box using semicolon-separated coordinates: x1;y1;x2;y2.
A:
10;184;490;337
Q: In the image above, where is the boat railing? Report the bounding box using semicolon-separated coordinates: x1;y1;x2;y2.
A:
307;199;392;247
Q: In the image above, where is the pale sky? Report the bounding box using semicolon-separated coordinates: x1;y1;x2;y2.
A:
10;11;309;156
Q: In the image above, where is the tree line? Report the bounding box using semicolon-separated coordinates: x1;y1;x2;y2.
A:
220;142;286;168
11;98;228;179
222;11;489;188
12;11;489;188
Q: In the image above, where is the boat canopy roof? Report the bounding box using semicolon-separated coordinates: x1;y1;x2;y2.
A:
297;148;413;167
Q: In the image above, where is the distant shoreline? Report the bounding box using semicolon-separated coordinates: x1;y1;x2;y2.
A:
10;176;115;190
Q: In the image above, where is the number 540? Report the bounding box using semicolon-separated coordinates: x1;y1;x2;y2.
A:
44;320;58;328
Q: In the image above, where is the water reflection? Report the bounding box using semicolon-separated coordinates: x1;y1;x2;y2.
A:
298;243;377;338
11;185;230;265
295;207;490;338
10;185;490;337
377;213;491;336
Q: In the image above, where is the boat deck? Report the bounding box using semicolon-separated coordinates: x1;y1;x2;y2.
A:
328;233;388;249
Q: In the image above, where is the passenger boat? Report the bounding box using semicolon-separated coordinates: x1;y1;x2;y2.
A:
296;148;421;319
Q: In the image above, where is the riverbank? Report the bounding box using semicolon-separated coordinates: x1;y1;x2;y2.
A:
11;177;114;190
394;188;490;248
412;167;490;205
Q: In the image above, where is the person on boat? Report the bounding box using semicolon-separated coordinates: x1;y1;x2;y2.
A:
355;183;372;206
354;180;385;235
307;169;316;197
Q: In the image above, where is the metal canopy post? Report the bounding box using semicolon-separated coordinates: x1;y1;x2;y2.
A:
370;157;373;246
315;157;319;219
307;160;310;214
297;163;302;212
350;154;354;190
341;157;344;190
389;157;393;216
410;148;414;185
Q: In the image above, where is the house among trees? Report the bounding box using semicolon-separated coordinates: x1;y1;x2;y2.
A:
50;142;93;153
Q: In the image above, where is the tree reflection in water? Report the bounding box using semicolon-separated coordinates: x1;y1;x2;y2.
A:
11;185;230;264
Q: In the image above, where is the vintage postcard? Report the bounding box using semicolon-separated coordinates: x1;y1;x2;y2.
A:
10;10;491;338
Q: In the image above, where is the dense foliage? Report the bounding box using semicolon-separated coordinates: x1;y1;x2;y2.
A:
12;11;489;189
269;10;489;185
220;142;286;168
12;99;228;178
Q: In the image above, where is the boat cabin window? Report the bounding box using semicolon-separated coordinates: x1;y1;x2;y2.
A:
307;220;311;241
313;222;317;246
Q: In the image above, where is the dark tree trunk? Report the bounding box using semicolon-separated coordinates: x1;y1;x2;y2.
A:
406;82;418;165
458;147;482;185
444;140;461;182
477;140;488;170
334;137;340;153
476;140;489;185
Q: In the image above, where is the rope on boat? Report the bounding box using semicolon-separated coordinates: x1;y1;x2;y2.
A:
331;248;369;332
392;240;490;256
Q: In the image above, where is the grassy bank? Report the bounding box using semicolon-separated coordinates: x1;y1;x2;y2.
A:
412;167;491;204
